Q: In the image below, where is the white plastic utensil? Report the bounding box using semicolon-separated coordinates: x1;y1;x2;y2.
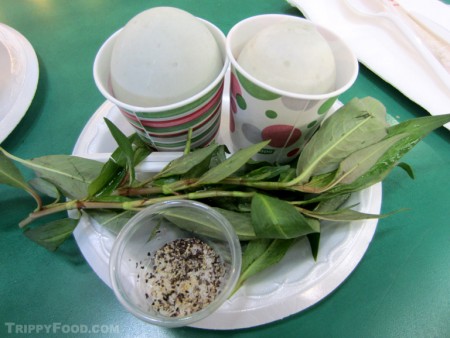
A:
408;10;450;45
344;0;450;90
384;0;450;71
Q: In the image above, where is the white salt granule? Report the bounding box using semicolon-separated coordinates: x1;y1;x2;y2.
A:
139;238;225;317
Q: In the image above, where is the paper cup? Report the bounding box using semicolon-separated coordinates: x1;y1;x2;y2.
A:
226;15;358;163
94;19;229;151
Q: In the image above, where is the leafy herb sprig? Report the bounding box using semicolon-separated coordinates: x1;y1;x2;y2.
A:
1;97;449;290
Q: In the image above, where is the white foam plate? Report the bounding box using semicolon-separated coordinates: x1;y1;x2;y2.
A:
72;86;381;329
0;23;39;143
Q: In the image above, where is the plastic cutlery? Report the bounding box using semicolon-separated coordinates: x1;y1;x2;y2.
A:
344;0;450;89
408;11;450;45
384;0;450;72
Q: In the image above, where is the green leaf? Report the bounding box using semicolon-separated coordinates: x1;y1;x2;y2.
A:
314;194;351;212
208;144;228;169
104;118;136;184
0;148;44;208
154;142;220;179
152;201;253;241
152;176;180;186
386;113;450;137
302;170;338;191
210;196;252;213
161;207;223;239
160;206;255;240
212;208;256;240
300;207;401;222
112;133;151;168
87;210;135;235
29;177;61;200
232;158;273;177
23;155;104;199
307;233;320;261
396;162;415;179
233;238;296;293
295;97;388;183
24;218;78;251
88;149;126;196
306;194;348;260
0;148;30;190
243;165;291;181
182;146;227;179
104;118;134;162
278;168;297;183
324;113;450;197
89;164;126;197
197;141;270;184
251;193;319;239
89;133;151;197
334;133;407;185
147;220;162;243
131;133;152;157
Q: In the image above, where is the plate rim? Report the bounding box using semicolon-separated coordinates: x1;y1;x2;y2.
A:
0;23;39;143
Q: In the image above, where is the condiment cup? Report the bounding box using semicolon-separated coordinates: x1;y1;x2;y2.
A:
226;14;358;164
109;200;242;328
93;19;229;151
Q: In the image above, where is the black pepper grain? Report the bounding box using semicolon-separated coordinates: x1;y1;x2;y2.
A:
138;238;226;318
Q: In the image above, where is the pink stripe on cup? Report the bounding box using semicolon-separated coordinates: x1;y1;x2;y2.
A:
140;83;224;128
147;104;221;138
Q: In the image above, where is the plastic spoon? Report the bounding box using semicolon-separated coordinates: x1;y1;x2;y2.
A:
344;0;450;89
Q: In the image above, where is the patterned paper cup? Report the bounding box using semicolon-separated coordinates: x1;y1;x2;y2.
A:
93;19;229;151
226;15;358;164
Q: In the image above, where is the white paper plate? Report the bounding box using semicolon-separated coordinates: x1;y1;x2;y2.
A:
72;86;382;328
0;23;39;143
287;0;450;130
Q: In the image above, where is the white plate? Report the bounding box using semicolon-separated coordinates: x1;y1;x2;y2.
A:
0;23;39;143
287;0;450;130
72;84;382;328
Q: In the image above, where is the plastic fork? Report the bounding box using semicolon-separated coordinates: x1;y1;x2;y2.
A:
344;0;450;89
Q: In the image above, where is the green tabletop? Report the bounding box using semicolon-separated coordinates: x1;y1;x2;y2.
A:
1;1;449;337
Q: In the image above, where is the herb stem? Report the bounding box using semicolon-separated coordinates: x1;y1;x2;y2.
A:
19;190;255;227
19;200;127;228
184;128;193;155
124;190;255;209
221;177;290;190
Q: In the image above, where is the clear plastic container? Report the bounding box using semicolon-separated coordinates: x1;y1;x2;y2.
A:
109;200;242;327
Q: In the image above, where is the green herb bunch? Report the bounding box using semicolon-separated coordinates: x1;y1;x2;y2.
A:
1;97;449;290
